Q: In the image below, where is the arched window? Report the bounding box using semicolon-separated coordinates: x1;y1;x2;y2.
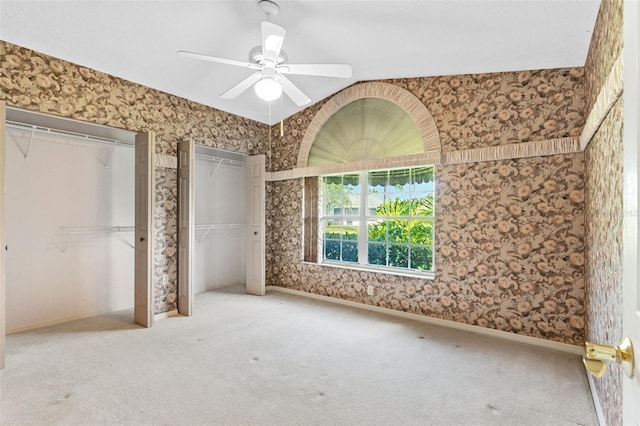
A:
302;83;440;277
298;82;441;168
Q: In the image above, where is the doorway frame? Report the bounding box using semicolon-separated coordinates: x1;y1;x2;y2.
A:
0;104;155;368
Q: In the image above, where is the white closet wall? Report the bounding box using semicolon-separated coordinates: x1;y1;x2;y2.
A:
5;127;134;332
194;147;246;293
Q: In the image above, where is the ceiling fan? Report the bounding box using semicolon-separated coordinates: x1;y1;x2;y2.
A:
178;0;352;106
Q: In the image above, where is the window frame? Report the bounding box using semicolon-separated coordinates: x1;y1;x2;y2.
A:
319;166;435;278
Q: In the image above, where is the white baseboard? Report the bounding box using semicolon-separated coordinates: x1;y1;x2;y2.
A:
266;286;583;355
7;304;134;335
154;309;179;320
586;368;606;426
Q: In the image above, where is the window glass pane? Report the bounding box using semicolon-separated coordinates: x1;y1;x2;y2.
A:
342;173;360;190
323;219;342;240
388;244;409;268
410;194;434;217
386;219;409;243
412;166;435;191
342;223;358;241
368;170;388;189
410;245;433;271
342;241;358;263
408;220;433;245
367;191;385;216
367;220;387;242
388;168;411;193
324;240;340;261
323;180;350;215
323;175;343;185
376;197;411;217
368;242;387;266
323;220;358;240
343;206;359;217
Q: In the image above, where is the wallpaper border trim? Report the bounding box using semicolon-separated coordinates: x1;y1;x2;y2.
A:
268;151;441;181
296;82;442;168
580;53;624;150
441;137;580;165
266;286;583;355
156;154;177;169
266;136;579;181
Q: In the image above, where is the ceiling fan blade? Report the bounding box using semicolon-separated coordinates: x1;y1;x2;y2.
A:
277;63;353;78
220;72;263;99
262;21;286;58
277;74;311;106
178;50;260;70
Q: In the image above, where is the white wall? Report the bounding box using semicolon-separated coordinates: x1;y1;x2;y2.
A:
194;156;246;293
5;128;134;332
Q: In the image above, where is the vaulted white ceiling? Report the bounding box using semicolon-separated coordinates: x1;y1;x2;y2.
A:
0;1;600;125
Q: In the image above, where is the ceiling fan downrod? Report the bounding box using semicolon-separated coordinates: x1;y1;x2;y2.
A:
258;0;280;21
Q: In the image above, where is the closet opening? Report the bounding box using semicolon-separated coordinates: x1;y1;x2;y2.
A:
193;144;247;294
2;107;153;337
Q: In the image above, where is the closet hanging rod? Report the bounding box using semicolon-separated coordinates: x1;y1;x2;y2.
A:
6;120;134;148
59;225;135;234
55;225;135;253
194;223;245;243
194;224;245;230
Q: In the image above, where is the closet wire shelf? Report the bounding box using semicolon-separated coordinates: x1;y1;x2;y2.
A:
55;225;135;253
6;120;133;168
195;154;246;179
195;224;245;242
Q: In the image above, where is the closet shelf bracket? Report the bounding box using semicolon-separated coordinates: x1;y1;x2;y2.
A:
12;126;35;159
195;223;245;242
209;158;223;179
102;141;119;168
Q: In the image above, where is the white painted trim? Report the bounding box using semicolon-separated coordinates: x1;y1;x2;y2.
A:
586;368;606;426
154;309;178;320
266;285;583;355
306;260;435;280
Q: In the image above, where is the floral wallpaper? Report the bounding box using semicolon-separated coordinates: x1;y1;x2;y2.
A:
266;153;586;344
437;155;585;343
585;98;623;426
0;40;268;313
264;64;588;344
154;168;178;312
272;68;586;172
584;0;623;113
387;69;585;153
583;0;624;424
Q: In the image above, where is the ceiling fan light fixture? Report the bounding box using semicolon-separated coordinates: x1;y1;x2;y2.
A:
254;77;282;102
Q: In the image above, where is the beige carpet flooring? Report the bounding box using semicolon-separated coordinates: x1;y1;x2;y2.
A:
1;285;597;425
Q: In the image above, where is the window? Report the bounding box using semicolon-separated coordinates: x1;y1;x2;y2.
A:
320;166;435;274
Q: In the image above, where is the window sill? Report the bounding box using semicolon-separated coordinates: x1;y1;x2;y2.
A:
302;260;435;280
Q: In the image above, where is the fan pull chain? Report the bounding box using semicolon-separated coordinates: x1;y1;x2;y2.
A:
280;94;284;137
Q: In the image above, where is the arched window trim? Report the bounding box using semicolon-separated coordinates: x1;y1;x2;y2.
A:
297;82;442;168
